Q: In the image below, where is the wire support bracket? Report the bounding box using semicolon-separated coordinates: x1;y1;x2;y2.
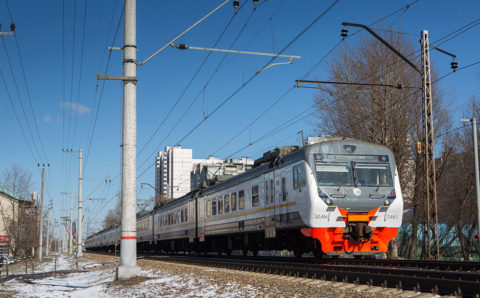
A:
170;43;301;74
97;72;137;82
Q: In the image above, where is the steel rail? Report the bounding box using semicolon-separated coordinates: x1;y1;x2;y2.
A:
145;255;480;296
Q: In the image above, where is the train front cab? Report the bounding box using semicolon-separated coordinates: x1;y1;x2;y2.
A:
300;141;403;256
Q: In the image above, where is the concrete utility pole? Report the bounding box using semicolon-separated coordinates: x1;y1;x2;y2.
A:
61;148;84;256
62;192;73;255
69;193;73;254
461;117;480;256
118;0;139;279
46;203;51;256
37;164;49;261
77;149;83;257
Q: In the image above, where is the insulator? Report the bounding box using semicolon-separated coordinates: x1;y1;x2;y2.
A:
253;0;258;9
177;44;188;50
450;60;458;72
10;23;15;32
233;0;239;13
341;27;348;39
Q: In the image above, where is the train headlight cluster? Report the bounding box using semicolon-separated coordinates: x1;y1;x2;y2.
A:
318;189;333;205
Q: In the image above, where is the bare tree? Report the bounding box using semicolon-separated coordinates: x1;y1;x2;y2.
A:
153;193;167;207
436;96;480;260
314;29;451;258
103;195;121;229
0;164;36;257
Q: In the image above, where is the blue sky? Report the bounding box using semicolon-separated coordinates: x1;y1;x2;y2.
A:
0;0;479;236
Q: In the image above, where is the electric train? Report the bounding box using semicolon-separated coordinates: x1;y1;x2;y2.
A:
85;137;403;257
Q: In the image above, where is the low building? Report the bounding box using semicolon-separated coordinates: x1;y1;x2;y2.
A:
0;188;37;257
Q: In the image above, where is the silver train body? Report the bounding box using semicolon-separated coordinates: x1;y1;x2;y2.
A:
85;138;403;256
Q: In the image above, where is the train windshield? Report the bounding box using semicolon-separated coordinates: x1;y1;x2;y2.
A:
355;163;393;187
315;163;354;186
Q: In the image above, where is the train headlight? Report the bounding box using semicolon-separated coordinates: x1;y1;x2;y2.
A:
387;189;396;200
384;198;392;206
325;198;333;205
318;188;328;199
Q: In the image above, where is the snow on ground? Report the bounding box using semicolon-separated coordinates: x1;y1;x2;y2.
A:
3;255;261;297
35;254;74;272
9;269;114;298
107;269;259;297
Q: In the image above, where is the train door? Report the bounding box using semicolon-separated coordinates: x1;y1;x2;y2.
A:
264;171;276;238
292;162;307;210
198;196;205;243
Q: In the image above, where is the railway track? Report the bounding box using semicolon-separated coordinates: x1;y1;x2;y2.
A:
139;254;480;297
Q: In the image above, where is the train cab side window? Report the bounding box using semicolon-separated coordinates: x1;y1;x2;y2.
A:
224;194;230;213
265;181;269;204
282;177;287;201
206;200;212;217
293;164;306;189
231;192;237;211
212;199;217;216
270;180;274;203
252;185;259;206
218;197;224;214
239;190;245;210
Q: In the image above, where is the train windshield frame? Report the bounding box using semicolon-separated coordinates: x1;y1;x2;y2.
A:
354;163;393;187
313;153;393;187
315;163;354;186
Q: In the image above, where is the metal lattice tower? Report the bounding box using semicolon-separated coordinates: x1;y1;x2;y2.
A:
420;30;440;260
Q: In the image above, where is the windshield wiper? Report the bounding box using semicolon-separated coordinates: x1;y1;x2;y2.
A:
351;161;358;187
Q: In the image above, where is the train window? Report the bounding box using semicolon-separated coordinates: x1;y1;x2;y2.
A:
270;180;274;203
181;209;184;222
316;163;354;186
252;185;259;206
239;190;245;209
231;192;237;211
185;208;188;222
293;164;307;189
224;194;230;213
212;199;217;216
206;200;212;217
282;177;287;201
355;163;393;187
265;181;269;204
218;197;224;214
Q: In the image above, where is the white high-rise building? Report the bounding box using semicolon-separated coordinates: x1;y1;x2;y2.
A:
155;146;193;200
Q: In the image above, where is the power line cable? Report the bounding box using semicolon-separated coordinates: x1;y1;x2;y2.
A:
135;1;261;178
1;40;45;162
104;0;420;187
173;0;341;147
137;1;245;157
4;0;49;162
71;0;88;148
135;0;341;181
216;0;421;158
0;67;40;164
67;0;78;147
83;3;124;176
